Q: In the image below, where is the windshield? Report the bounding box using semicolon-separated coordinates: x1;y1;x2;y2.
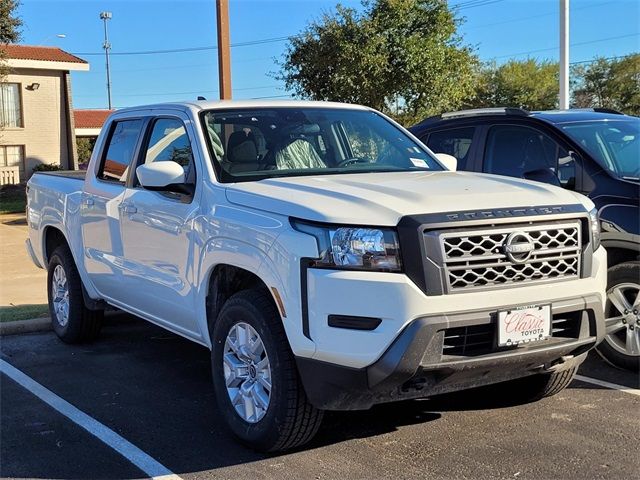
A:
560;118;640;181
201;107;443;182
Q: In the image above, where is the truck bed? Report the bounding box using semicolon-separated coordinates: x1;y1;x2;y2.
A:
34;170;87;181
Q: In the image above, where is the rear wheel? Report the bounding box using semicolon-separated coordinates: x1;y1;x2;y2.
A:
211;288;323;452
47;245;103;343
596;262;640;372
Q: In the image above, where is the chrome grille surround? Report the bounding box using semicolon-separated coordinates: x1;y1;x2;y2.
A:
431;221;582;292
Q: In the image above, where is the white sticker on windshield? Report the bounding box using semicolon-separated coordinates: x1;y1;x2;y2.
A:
410;158;428;167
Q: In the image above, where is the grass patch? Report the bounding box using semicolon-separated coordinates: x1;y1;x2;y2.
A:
0;304;49;323
0;184;27;214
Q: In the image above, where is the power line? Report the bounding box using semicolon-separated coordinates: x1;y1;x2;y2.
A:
492;33;639;60
71;0;506;58
452;0;504;10
570;54;636;65
72;36;294;57
465;0;616;30
75;85;283;98
249;94;294;100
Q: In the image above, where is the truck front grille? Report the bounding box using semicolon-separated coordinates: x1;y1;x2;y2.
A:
433;222;582;292
442;324;495;356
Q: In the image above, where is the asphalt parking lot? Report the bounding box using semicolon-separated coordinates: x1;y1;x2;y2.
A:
1;314;638;480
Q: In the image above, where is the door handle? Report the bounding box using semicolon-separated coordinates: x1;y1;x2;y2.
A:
121;204;137;214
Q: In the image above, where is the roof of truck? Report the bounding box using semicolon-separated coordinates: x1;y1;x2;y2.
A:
113;99;372;114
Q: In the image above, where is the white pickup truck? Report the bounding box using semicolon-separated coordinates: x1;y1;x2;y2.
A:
26;100;606;452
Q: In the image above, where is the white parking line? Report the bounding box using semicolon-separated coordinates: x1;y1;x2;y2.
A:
574;374;640;397
0;359;183;480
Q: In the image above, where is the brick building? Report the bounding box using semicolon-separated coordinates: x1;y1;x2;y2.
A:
0;45;89;183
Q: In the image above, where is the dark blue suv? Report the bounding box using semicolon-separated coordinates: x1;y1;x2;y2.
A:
411;108;639;371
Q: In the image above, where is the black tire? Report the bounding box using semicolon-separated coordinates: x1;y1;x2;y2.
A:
488;367;578;404
596;261;640;372
47;245;103;343
211;288;323;452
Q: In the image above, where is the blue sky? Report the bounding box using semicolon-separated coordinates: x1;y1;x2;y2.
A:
18;0;640;109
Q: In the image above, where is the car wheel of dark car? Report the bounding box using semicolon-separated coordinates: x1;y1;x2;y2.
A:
597;262;640;372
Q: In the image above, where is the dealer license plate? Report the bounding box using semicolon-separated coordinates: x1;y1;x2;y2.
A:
497;305;551;347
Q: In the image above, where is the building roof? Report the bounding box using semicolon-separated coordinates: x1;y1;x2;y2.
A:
1;45;89;71
2;44;87;64
74;109;113;129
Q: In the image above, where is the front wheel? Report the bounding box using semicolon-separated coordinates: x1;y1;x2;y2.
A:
211;288;323;452
485;367;578;404
596;262;640;372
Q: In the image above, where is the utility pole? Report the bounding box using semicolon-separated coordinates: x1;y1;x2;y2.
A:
100;11;113;110
559;0;569;110
216;0;232;100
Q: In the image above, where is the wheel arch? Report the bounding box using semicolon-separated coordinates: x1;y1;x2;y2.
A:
205;264;279;340
41;224;104;310
604;243;640;268
42;225;70;267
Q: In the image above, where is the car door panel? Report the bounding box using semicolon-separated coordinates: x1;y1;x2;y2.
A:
80;118;145;299
119;113;201;336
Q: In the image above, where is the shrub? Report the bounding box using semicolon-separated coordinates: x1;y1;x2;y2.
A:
32;163;63;172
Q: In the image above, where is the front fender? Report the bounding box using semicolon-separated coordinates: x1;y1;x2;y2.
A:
195;207;317;356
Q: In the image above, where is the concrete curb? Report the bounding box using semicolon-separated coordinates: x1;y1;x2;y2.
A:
0;317;52;336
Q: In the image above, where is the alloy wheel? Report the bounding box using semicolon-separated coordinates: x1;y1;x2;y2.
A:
223;322;272;423
51;264;70;327
604;282;640;357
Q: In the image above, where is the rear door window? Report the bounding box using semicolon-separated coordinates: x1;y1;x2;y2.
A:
483;125;575;187
424;127;475;170
98;119;144;184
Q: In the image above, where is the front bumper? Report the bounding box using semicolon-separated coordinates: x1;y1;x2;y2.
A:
296;294;604;410
304;247;607;368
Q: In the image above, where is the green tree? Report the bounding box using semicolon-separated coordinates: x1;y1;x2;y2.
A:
76;137;96;166
277;0;478;125
468;59;559;111
0;0;22;80
572;54;640;115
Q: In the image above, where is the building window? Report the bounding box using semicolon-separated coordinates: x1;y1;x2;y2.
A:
0;145;25;179
0;83;23;128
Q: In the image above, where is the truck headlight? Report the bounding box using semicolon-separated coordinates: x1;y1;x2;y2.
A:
589;207;601;251
292;220;402;272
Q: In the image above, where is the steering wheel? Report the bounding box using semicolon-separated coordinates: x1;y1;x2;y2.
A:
337;157;370;167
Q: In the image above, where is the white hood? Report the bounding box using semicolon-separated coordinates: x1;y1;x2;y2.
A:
225;171;589;226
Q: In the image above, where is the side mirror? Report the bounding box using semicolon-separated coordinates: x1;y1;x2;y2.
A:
435;153;457;172
137;161;189;194
523;168;561;187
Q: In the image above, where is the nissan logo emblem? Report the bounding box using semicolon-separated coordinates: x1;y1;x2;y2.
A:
504;232;535;263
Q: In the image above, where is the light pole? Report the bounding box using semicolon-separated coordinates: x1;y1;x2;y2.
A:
559;0;569;110
100;11;113;110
